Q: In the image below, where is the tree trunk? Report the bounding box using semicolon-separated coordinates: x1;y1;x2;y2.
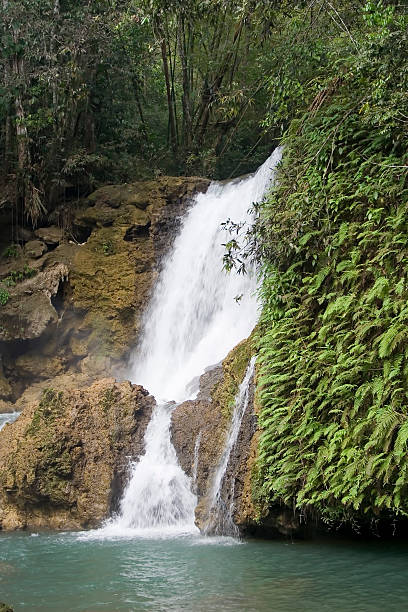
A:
155;18;177;151
178;15;193;151
194;19;244;149
51;0;60;109
2;0;12;171
13;56;30;172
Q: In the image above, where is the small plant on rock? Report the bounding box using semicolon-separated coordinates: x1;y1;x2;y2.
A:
102;240;114;256
0;284;9;306
4;264;36;287
2;244;19;259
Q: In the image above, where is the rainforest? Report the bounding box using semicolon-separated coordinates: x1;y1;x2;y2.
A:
1;1;408;610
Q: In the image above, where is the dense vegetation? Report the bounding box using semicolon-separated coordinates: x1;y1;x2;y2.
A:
254;1;408;526
0;0;278;224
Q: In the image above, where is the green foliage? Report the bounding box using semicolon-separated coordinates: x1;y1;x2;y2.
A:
3;265;36;287
102;241;114;257
0;284;9;306
256;2;408;525
100;387;119;413
2;245;19;259
0;0;277;218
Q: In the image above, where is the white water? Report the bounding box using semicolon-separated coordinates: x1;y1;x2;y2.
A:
192;431;202;493
109;401;198;534
103;149;282;537
0;412;20;431
205;356;256;535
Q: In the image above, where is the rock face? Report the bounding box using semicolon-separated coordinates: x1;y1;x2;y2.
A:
171;338;301;537
0;379;155;530
0;263;69;342
0;176;209;410
171;338;262;534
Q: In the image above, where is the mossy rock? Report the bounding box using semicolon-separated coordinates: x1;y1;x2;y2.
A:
0;378;155;529
87;183;153;210
212;335;255;418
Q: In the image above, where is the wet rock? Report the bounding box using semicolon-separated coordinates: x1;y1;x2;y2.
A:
0;364;12;403
0;378;155;530
171;337;302;538
0;356;11;400
171;338;256;533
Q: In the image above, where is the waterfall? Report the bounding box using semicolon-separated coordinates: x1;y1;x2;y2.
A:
192;431;202;493
0;412;20;431
204;356;256;536
105;148;282;536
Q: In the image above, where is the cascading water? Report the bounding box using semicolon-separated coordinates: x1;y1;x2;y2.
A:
192;431;202;493
105;148;282;537
204;356;256;536
0;412;20;431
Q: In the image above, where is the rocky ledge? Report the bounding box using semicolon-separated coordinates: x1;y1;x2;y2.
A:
0;378;154;530
0;176;209;412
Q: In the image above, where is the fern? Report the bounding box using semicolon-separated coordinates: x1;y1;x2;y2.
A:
378;324;405;359
255;12;408;528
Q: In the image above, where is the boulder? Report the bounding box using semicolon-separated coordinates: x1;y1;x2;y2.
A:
171;337;261;534
0;378;155;530
0;263;68;342
34;225;63;246
24;240;47;259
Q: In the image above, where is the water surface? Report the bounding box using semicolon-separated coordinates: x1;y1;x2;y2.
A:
1;532;407;611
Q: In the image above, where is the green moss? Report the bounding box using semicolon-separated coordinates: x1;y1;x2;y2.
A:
27;388;64;435
4;264;36;287
101;240;115;256
100;387;119;413
213;335;254;418
0;284;9;306
2;244;19;259
34;440;73;504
